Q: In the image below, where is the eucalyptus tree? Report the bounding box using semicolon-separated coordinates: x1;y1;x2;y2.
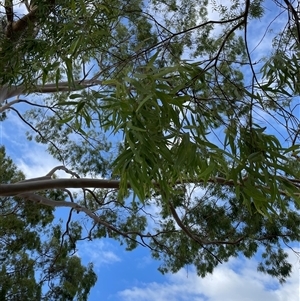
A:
0;146;97;300
0;0;300;293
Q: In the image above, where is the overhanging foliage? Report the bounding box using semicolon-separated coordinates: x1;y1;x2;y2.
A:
0;0;300;297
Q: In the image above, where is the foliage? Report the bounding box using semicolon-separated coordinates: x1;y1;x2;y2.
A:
0;0;300;296
0;146;97;300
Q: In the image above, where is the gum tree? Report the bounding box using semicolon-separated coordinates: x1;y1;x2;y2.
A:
0;0;300;294
0;146;97;300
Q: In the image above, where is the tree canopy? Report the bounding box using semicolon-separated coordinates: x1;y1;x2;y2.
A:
0;0;300;298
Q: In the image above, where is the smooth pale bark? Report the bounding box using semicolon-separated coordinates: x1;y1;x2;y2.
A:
0;178;123;196
1;175;298;197
0;79;103;112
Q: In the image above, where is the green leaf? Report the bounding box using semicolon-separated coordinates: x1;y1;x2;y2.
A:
69;94;82;99
57;101;79;106
65;57;74;87
136;94;153;112
70;36;82;56
58;116;74;124
76;102;86;113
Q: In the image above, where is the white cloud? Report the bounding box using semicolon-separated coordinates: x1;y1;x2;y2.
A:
15;145;62;179
117;248;300;301
1;109;58;175
1;113;71;179
77;240;121;270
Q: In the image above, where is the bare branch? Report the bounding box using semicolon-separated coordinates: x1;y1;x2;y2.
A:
0;79;104;107
0;85;23;105
1;175;299;197
16;191;150;248
169;200;222;263
0;178;124;196
0;98;21;113
4;0;13;36
11;7;36;30
44;165;80;178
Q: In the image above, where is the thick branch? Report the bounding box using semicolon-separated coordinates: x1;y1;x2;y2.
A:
0;80;103;110
5;0;14;25
0;98;20;112
2;174;298;197
10;7;37;36
30;80;103;93
0;178;124;196
5;0;56;40
0;85;23;105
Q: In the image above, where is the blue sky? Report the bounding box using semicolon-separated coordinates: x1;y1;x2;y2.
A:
0;0;300;300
